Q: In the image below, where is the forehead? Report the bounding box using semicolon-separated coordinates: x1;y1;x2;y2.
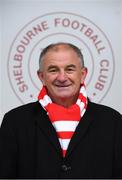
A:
44;44;79;59
44;48;80;65
40;44;82;70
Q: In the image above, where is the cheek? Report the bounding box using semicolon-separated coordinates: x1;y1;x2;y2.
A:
44;74;56;84
70;73;82;83
74;78;83;87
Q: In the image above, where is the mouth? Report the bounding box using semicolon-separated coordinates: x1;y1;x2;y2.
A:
55;84;71;88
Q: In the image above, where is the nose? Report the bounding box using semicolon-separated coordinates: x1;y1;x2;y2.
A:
57;70;68;82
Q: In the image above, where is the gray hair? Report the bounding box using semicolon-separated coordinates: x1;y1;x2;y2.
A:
38;42;85;71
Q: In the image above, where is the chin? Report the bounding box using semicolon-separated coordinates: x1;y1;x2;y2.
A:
56;93;72;99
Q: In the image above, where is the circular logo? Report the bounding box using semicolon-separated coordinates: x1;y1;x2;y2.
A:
8;12;115;104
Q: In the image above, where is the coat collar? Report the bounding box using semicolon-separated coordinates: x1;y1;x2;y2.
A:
35;102;62;156
66;102;94;157
35;101;94;158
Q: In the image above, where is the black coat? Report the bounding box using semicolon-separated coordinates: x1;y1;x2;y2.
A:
0;101;122;178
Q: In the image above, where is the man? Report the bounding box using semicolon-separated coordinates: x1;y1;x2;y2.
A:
0;42;122;178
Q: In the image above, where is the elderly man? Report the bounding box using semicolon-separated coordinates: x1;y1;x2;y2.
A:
0;42;122;178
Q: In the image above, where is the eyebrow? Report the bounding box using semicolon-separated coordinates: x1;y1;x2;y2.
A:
47;64;77;71
47;65;58;71
66;64;77;69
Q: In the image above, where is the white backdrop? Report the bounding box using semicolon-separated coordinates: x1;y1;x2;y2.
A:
0;0;122;125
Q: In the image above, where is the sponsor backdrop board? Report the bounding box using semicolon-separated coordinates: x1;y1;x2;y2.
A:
0;0;122;125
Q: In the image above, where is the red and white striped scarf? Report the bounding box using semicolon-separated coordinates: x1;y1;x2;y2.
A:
38;84;87;157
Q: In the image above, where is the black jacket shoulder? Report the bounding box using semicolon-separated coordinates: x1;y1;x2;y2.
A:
1;101;43;128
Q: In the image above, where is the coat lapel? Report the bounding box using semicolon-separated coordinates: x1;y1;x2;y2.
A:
35;102;62;156
66;101;94;158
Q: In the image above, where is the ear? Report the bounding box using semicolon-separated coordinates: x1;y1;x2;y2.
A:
37;71;45;85
80;67;88;84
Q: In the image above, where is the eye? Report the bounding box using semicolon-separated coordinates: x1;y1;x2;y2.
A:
48;68;58;73
66;67;76;73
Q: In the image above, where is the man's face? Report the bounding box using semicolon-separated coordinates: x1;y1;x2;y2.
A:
38;46;87;104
